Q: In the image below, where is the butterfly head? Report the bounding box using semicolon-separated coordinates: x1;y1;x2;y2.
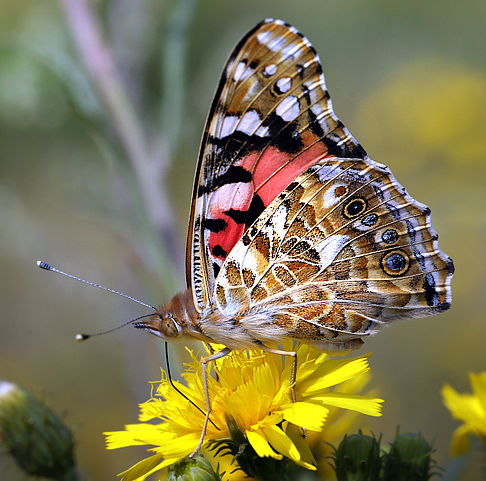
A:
133;310;183;341
132;290;203;342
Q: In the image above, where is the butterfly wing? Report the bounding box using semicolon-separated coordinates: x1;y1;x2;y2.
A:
215;157;454;350
187;19;367;312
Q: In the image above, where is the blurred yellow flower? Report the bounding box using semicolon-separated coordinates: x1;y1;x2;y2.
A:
356;58;486;168
105;343;383;481
442;371;486;456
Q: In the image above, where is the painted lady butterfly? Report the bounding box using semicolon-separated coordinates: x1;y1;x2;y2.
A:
133;18;454;451
136;18;453;352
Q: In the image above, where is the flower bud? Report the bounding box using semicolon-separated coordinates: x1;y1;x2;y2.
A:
383;432;435;481
0;381;78;480
331;431;382;481
166;456;222;481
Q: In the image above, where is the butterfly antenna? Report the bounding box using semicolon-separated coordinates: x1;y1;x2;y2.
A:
164;343;219;430
76;313;155;341
37;261;218;427
37;261;157;311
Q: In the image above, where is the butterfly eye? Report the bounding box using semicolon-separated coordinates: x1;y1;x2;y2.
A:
343;197;367;219
160;317;182;339
381;250;410;277
132;314;182;340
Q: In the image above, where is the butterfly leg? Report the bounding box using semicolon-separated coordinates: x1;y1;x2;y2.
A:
258;345;307;437
189;346;232;458
204;342;220;383
258;345;298;401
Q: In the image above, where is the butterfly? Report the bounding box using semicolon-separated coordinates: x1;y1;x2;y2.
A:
134;19;454;452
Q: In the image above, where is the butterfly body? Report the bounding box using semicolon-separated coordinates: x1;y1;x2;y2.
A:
136;18;453;355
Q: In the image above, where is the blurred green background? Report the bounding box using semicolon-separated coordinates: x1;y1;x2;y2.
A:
1;0;485;479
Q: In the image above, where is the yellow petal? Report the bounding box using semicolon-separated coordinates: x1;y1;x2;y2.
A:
253;362;278;399
450;423;474;457
299;355;371;394
261;424;300;463
311;392;383;416
442;383;466;415
442;384;484;431
223;379;275;428
246;429;282;459
285;423;317;470
104;424;159;449
118;454;174;481
282;402;328;431
150;433;200;458
470;372;486;415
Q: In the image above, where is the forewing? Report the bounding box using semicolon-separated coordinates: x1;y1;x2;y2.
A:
215;158;454;349
187;19;367;311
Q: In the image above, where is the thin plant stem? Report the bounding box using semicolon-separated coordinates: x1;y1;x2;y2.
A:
60;0;185;280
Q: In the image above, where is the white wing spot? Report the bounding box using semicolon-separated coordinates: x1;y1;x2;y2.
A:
234;62;252;82
305;78;323;104
255;125;270;137
281;44;301;59
276;96;300;122
209;182;253;212
236;110;261;136
257;31;272;45
243;81;260;103
301;37;313;48
263;64;277;77
315;235;349;270
314;107;333;132
312;164;342;183
323;184;347;208
276;77;292;93
266;35;286;52
225;59;235;78
272;203;288;233
220;115;239;138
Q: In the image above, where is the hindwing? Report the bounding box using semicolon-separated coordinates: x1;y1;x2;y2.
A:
214;158;454;349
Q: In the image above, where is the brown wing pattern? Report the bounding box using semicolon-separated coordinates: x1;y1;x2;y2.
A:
214;158;454;350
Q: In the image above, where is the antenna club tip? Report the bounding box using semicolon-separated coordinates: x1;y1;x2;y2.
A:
37;261;52;270
76;334;90;341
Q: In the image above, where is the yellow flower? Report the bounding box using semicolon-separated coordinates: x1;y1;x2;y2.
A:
442;371;486;456
105;343;383;481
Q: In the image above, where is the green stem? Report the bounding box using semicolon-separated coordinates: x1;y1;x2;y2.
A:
60;0;185;281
